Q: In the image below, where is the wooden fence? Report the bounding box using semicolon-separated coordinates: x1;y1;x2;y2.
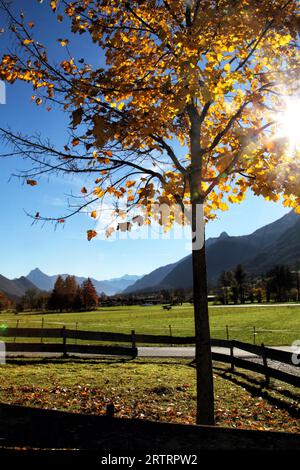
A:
0;327;299;387
1;327;138;359
210;338;300;387
0;402;300;452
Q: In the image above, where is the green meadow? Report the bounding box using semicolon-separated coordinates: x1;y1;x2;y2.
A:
0;303;299;345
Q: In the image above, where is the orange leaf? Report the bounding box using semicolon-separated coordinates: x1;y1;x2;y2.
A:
72;138;80;147
87;230;97;241
126;180;136;188
26;179;38;186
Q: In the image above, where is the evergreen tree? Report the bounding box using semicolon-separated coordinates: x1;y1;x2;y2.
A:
267;265;293;302
234;265;247;304
218;271;233;305
48;275;65;312
73;285;83;311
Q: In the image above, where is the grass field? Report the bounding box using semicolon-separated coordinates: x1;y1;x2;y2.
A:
0;303;300;345
0;357;298;433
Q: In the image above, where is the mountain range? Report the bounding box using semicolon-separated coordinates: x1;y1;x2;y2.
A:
0;275;38;301
0;270;142;300
123;210;300;294
1;210;300;300
26;269;142;296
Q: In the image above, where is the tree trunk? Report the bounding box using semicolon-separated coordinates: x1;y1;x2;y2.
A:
187;102;215;425
191;200;215;426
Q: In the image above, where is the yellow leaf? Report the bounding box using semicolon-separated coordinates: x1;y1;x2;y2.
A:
23;39;33;45
279;34;291;46
224;63;231;72
58;38;69;47
50;1;57;12
91;210;97;218
94;187;105;198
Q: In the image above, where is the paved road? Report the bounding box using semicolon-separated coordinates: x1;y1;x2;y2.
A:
137;346;300;377
137;346;296;358
4;345;295;359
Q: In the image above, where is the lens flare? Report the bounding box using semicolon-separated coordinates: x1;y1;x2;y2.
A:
277;99;300;151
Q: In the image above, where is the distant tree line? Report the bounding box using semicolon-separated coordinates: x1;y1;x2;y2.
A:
106;287;188;307
15;276;99;313
217;264;300;304
105;265;300;307
2;264;299;313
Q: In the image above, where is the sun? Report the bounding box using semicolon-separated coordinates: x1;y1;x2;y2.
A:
277;99;300;151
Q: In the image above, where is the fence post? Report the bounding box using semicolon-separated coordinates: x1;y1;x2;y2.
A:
253;326;256;345
14;319;19;343
261;343;270;387
131;330;136;349
62;325;68;358
169;325;173;346
106;403;115;418
230;340;235;372
41;317;44;343
226;325;229;341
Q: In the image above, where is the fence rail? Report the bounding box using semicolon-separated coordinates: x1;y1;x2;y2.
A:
0;327;299;387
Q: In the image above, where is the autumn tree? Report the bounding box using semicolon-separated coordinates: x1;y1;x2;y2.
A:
64;275;78;309
0;291;11;311
1;0;300;425
82;278;98;309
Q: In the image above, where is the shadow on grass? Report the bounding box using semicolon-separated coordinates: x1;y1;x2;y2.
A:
4;356;136;366
213;365;300;418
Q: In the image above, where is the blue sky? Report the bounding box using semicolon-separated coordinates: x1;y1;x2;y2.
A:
0;1;289;280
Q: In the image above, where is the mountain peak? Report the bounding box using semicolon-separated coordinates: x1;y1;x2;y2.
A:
28;268;44;275
219;231;229;239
